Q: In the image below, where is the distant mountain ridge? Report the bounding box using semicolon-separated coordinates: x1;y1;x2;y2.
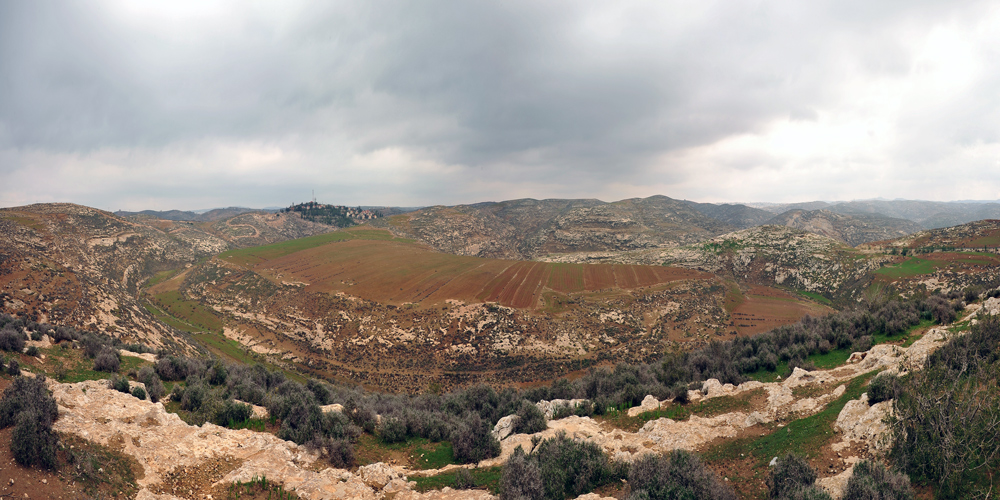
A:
115;207;267;222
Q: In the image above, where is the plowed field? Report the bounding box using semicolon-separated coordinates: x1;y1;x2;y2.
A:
729;285;832;336
228;229;710;310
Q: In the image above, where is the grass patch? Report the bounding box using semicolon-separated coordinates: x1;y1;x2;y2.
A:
703;370;879;466
796;290;832;306
1;214;46;232
599;389;765;432
61;433;141;499
410;466;502;493
145;269;179;288
723;281;745;314
151;291;223;333
875;257;940;279
40;344;149;383
220;231;357;266
413;440;456;470
355;435;456;470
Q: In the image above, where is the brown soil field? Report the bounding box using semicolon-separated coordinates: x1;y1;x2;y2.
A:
923;251;1000;266
250;238;711;310
729;285;832;336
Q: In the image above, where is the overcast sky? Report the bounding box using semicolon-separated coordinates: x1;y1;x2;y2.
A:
2;1;999;210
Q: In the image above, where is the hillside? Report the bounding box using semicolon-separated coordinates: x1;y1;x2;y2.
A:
765;209;921;246
0;204;334;350
115;207;262;222
374;196;737;260
143;227;829;392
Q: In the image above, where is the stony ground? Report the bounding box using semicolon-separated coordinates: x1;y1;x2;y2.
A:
32;302;987;500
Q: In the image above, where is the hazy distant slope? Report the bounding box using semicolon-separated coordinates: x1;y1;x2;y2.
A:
829;200;1000;229
766;209;922;246
683;201;774;229
116;207;261;222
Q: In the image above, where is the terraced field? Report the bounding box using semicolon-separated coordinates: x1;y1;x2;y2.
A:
728;285;832;336
229;228;711;310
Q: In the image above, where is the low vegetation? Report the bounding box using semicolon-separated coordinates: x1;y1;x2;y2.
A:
889;315;1000;498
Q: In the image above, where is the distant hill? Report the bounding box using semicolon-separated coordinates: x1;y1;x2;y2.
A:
754;199;1000;230
372;196;737;259
683;201;775;229
766;209;922;246
115;207;262;222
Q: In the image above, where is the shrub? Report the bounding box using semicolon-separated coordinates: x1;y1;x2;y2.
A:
6;358;19;376
452;414;501;464
131;386;147;401
453;468;476;489
306;378;332;405
109;375;130;394
81;333;108;358
379;416;408;444
182;381;207;411
278;402;325;444
671;382;691;404
25;346;39;357
0;328;25;352
768;453;817;499
11;411;57;469
0;375;59;428
499;446;543;500
207;361;228;386
138;366;165;403
529;432;624;500
170;383;185;402
841;460;912;500
93;347;121;372
628;449;736;500
307;435;355;468
29;331;41;341
214;399;253;427
514;400;547;435
867;373;899;404
889;316;1000;498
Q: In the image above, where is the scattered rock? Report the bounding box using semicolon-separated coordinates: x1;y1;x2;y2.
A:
626;395;662;417
492;415;518;441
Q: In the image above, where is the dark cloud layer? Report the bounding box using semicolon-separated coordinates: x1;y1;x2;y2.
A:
1;1;998;209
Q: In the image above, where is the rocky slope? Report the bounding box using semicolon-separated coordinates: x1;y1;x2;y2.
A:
43;303;988;500
373;196;736;260
543;226;891;300
0;204;332;348
766;209;921;246
181;256;730;392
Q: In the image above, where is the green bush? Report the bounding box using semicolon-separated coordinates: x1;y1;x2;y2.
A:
5;358;18;376
93;347;121;372
768;453;818;499
506;431;625;500
214;399;253;427
378;416;407;444
25;346;39;357
889;316;1000;498
110;375;131;394
454;468;477;489
131;386;147;401
842;461;912;500
0;376;59;428
867;373;899;404
11;411;56;469
451;414;501;464
0;376;59;470
514;400;547;434
138;366;165;403
627;449;736;500
499;446;543;500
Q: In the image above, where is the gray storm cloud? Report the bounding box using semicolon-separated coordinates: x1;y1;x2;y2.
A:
1;0;998;209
